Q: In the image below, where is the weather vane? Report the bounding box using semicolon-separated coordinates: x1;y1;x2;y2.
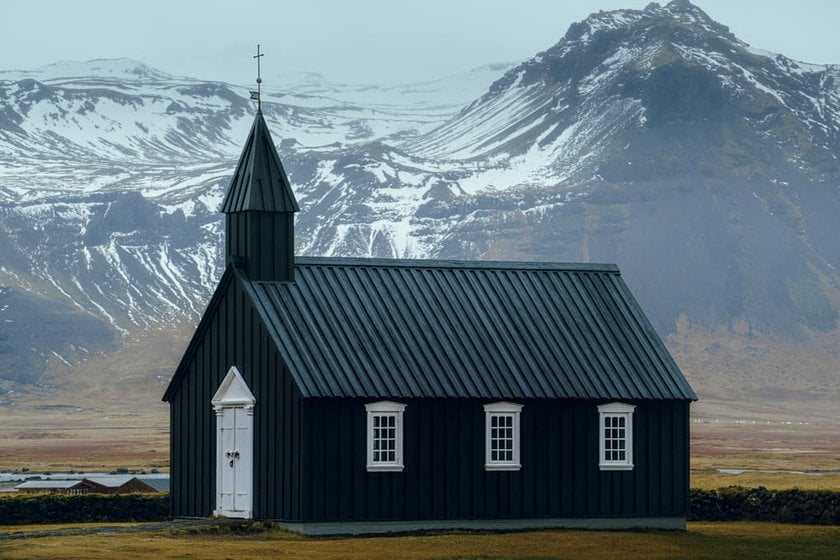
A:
250;44;264;110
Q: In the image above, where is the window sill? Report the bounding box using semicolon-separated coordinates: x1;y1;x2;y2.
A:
366;464;404;472
599;463;634;471
485;463;521;471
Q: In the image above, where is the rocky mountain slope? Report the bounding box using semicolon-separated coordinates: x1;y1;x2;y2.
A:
1;1;839;417
0;59;510;388
297;0;840;344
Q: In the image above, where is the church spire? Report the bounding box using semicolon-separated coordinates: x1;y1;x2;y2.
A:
220;111;299;213
221;48;299;281
253;44;263;112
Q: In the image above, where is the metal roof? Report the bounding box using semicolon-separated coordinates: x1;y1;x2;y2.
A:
144;478;170;492
220;111;299;213
242;257;696;401
15;480;81;489
85;476;136;488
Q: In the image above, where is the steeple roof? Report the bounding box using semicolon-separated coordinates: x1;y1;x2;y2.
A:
221;111;299;213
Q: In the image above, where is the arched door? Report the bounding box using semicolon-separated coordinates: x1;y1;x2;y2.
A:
211;366;255;518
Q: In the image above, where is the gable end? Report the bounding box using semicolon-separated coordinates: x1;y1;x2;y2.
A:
163;267;236;402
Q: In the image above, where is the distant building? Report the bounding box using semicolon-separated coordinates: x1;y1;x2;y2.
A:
82;476;159;494
163;109;697;534
15;480;89;495
14;476;163;494
143;478;170;493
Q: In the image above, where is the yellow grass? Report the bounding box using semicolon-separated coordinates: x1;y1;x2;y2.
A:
691;470;840;491
0;522;838;560
0;522;144;534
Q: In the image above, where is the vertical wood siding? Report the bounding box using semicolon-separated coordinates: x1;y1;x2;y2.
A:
300;398;690;521
170;274;689;522
170;276;303;518
226;213;294;281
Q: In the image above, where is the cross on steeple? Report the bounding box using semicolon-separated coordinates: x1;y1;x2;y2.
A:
253;44;264;110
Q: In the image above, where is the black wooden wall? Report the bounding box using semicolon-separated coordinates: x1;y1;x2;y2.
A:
299;398;689;522
169;273;304;519
170;271;690;522
226;212;294;281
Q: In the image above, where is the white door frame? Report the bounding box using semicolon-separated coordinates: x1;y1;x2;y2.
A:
211;366;256;519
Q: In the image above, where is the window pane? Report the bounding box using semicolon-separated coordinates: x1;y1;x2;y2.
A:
370;412;402;465
488;413;518;464
602;412;631;464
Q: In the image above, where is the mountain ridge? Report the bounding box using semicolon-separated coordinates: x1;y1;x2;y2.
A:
1;1;839;422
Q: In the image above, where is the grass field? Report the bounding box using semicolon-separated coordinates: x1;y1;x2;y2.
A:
690;469;840;491
0;522;145;534
0;522;838;560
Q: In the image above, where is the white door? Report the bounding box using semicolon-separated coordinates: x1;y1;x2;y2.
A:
211;366;256;519
216;405;254;518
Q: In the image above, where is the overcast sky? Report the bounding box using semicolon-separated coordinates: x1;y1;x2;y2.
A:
2;1;839;85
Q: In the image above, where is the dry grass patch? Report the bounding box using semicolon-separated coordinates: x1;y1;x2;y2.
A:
692;470;840;491
0;522;838;560
0;523;145;534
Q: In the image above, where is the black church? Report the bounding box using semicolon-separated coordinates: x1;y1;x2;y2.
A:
162;108;697;535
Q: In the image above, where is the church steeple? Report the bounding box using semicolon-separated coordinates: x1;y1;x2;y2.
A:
221;48;299;281
221;110;299;214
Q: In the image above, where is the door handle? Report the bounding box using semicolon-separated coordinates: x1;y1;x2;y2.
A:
225;449;241;467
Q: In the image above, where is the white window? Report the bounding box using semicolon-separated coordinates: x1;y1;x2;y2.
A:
365;401;406;472
598;402;636;470
484;402;522;471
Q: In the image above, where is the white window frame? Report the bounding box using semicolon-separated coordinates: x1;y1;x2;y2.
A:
598;402;636;471
365;401;406;472
484;401;522;471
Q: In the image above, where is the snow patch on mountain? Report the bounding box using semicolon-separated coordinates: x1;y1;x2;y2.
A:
3;0;840;385
0;58;173;82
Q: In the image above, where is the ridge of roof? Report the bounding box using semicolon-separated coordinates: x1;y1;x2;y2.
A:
220;110;299;213
290;256;620;274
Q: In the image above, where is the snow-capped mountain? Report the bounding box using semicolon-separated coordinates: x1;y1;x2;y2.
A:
2;1;840;410
0;57;512;385
295;0;840;343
